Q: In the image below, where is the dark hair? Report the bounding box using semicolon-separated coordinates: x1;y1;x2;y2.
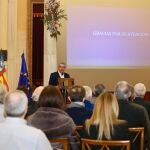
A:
68;85;85;102
39;86;65;109
93;84;105;97
129;85;135;101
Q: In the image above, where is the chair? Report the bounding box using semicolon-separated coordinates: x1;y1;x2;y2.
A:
128;127;144;150
81;138;130;150
76;125;84;131
49;138;69;150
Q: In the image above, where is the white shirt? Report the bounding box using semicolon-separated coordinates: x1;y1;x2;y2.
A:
0;117;53;150
0;104;5;122
58;71;64;78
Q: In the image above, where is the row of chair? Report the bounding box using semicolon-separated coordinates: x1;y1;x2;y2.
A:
49;127;144;150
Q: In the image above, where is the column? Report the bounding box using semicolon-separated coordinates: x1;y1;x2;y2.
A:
44;0;57;85
7;0;18;90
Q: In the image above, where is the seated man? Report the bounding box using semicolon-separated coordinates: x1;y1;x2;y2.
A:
66;85;92;125
0;90;52;150
92;83;106;101
134;83;150;119
115;81;150;149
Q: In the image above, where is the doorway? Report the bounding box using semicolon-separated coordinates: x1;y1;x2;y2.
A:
32;3;44;86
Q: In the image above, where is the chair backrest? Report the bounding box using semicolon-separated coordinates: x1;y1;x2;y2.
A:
128;127;144;150
81;138;130;150
76;125;84;131
49;138;69;150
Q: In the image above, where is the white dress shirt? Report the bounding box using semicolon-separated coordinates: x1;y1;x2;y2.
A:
0;117;53;150
58;71;64;78
0;104;5;122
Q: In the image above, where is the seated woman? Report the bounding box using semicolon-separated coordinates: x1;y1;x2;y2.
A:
27;86;79;150
83;86;94;111
81;92;131;150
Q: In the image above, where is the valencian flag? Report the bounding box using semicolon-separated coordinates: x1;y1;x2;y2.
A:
18;53;32;99
0;52;9;91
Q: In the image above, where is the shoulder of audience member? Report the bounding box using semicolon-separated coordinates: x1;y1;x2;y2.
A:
130;102;150;118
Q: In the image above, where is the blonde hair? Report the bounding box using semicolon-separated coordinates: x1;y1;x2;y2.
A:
85;92;119;140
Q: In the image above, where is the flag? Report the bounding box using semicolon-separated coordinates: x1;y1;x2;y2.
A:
18;53;32;99
0;52;9;91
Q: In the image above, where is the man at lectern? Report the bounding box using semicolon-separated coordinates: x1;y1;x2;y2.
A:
49;62;70;86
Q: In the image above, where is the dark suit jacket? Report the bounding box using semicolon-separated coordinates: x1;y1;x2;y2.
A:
80;121;132;150
66;103;92;125
48;71;70;86
134;97;150;120
118;99;150;149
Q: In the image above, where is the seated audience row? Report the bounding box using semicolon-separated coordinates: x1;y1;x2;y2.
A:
28;86;79;149
81;92;131;150
0;81;150;150
0;88;52;150
83;84;106;110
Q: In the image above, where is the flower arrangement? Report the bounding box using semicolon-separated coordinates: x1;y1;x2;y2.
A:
44;0;67;39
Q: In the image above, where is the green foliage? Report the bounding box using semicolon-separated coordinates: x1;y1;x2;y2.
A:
44;0;67;39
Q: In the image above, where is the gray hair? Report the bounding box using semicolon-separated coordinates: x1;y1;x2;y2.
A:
115;81;130;100
4;90;28;117
134;83;146;97
58;62;66;67
0;84;7;104
32;86;44;102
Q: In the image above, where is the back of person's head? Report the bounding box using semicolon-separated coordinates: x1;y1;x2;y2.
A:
129;85;135;101
86;92;119;140
93;84;105;97
115;81;130;100
83;86;92;101
32;86;44;102
4;90;28;117
0;84;7;104
134;83;146;98
17;86;29;97
39;86;65;109
68;85;85;102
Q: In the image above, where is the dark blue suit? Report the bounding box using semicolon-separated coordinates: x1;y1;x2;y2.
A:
48;71;70;86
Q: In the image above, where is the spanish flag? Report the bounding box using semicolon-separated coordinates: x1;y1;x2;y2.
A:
0;68;9;91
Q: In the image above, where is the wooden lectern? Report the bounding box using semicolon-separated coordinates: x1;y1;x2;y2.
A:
58;78;74;89
58;78;74;101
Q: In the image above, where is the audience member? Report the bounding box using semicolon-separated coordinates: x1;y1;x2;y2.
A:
26;86;44;117
134;83;150;119
92;83;106;100
115;81;150;149
0;84;7;122
28;86;78;149
129;85;135;101
83;86;94;110
17;86;29;98
0;90;52;150
66;85;92;125
81;92;131;150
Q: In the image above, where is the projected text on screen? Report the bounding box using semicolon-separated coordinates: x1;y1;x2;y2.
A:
67;6;150;68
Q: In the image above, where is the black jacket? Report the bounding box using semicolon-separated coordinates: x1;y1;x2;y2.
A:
48;71;70;86
134;97;150;120
118;99;150;149
80;121;132;150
